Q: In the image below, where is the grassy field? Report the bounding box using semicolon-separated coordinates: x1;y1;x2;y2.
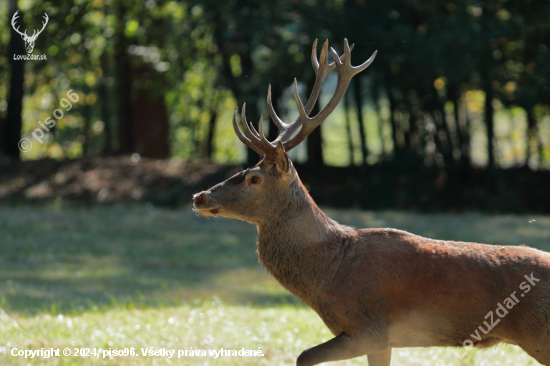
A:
0;206;548;365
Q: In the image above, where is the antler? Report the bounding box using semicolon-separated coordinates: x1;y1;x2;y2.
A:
29;13;49;40
233;39;377;161
11;11;26;38
286;40;377;151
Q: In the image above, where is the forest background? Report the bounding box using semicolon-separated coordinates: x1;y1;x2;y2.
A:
1;0;549;212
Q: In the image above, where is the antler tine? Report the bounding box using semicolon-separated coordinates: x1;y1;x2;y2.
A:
330;47;344;71
31;12;49;40
240;104;261;144
241;104;279;159
248;121;259;138
40;13;49;31
326;42;355;74
257;115;276;154
232;108;264;156
311;39;355;76
267;84;287;132
257;116;265;140
334;39;377;77
311;39;319;75
268;40;330;142
293;79;309;127
11;11;26;37
283;39;377;152
274;40;353;143
354;49;378;74
246;114;278;159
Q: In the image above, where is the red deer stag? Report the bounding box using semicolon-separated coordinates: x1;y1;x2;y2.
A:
193;39;550;366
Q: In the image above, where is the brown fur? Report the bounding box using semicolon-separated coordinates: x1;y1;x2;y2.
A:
194;156;550;366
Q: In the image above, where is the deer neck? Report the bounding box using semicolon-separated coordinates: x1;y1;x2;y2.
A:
256;174;344;297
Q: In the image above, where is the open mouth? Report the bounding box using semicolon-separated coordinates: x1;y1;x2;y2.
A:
195;206;221;216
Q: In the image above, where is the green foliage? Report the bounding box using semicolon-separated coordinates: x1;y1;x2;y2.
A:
0;0;549;168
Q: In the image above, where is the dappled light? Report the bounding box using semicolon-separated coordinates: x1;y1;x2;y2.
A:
1;207;549;365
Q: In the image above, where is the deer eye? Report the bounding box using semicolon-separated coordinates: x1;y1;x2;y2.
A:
249;176;261;184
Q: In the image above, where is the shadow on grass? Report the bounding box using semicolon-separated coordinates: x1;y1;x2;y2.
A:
1;206;548;316
0;206;274;315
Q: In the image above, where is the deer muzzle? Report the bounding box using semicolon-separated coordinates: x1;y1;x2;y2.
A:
193;192;221;216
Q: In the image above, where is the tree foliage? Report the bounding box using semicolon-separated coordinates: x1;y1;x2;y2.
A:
0;0;549;171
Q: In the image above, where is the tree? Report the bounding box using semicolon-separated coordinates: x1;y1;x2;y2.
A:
3;0;25;159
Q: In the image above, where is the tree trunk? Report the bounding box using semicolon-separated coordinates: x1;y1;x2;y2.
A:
353;80;369;209
526;108;537;168
403;109;412;150
388;89;400;155
3;0;25;159
434;97;454;167
484;85;495;168
449;88;463;149
82;87;92;156
343;92;355;166
463;98;473;166
210;4;260;165
236;49;261;166
451;93;470;167
537;118;545;167
428;111;448;165
353;78;368;166
132;65;170;159
205;108;217;161
99;51;113;155
306;76;323;167
115;0;134;154
372;84;386;160
480;0;496;168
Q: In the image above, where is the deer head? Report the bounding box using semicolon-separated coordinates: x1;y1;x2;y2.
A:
193;39;376;224
11;11;49;54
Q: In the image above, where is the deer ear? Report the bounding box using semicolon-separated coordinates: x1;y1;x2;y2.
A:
275;140;290;174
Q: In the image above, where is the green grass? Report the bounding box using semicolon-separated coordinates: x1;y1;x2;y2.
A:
0;206;548;365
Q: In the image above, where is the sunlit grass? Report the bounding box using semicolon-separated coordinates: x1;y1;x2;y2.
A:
0;301;539;366
0;206;548;365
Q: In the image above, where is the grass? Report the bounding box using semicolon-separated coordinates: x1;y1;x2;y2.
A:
0;206;548;365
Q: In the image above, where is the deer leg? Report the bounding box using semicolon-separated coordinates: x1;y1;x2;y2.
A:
296;333;388;366
367;348;392;366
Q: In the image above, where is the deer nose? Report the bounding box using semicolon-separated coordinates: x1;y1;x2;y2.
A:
194;194;205;206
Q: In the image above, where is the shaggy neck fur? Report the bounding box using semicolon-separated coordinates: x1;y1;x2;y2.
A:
256;172;351;303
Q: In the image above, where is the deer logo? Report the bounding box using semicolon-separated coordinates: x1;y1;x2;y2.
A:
11;11;49;54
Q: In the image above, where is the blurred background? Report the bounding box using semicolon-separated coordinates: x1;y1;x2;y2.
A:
1;2;550;365
1;0;549;212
